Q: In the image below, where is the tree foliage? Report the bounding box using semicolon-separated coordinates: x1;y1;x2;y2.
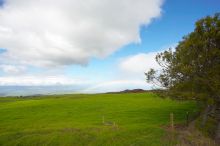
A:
146;13;220;101
145;13;220;140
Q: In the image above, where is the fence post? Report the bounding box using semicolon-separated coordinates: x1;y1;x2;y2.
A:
170;113;174;144
102;116;105;124
170;113;174;131
186;111;189;126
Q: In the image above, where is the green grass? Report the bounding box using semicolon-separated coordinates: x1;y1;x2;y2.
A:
0;93;197;146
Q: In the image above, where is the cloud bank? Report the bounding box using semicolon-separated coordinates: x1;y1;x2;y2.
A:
0;0;163;67
0;75;88;86
0;50;161;94
0;49;167;93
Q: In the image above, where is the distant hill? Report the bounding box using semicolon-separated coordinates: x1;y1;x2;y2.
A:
107;89;148;94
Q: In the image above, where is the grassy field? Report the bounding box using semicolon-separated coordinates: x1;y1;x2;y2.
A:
0;93;197;146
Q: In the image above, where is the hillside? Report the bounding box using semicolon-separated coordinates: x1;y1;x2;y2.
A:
0;93;199;146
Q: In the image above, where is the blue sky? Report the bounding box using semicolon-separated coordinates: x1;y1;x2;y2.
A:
0;0;219;95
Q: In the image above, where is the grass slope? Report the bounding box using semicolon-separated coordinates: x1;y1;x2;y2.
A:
0;93;197;146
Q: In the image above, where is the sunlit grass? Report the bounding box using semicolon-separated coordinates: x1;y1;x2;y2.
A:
0;93;197;146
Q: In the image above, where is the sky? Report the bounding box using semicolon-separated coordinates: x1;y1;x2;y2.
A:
0;0;219;95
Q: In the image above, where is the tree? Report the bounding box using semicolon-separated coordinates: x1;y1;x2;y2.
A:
145;13;220;141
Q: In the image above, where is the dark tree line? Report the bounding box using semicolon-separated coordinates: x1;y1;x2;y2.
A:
145;13;220;141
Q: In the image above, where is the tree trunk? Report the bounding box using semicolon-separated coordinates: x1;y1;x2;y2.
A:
215;101;220;143
216;121;220;143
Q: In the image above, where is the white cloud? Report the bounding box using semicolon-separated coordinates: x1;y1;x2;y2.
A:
0;0;163;67
118;43;177;78
0;64;26;75
119;52;161;76
113;45;177;91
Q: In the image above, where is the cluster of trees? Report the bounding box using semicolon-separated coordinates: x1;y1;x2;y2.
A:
145;13;220;141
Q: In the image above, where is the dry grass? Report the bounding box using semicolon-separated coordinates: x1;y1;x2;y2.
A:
164;121;218;146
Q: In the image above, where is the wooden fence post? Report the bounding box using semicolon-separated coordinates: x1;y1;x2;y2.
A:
170;113;174;144
170;113;174;131
186;111;189;126
102;116;105;124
